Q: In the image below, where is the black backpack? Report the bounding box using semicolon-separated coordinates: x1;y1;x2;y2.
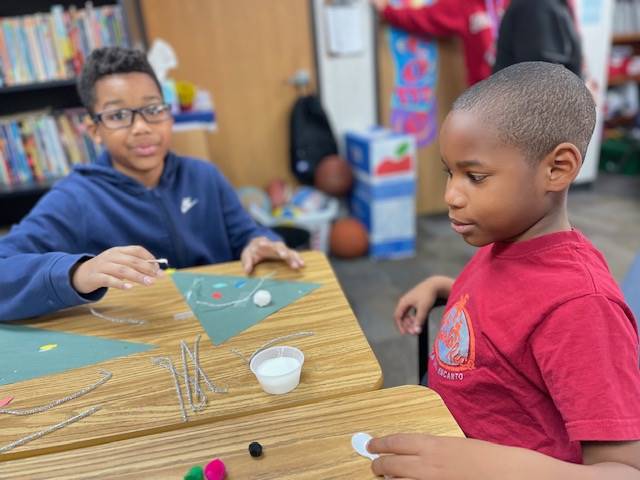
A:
289;95;338;185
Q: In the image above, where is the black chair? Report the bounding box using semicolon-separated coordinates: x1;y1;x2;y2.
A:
417;297;448;383
271;225;311;250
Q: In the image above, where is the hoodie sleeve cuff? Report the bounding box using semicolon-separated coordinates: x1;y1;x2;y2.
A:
262;227;283;243
47;254;108;308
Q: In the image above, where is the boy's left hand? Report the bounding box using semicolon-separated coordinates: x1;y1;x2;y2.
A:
241;236;304;274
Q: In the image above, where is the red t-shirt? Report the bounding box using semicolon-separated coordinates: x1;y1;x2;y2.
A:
428;230;640;463
382;0;508;85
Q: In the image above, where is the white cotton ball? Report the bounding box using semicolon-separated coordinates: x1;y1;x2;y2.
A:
253;289;272;307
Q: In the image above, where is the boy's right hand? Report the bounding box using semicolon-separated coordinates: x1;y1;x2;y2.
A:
71;246;162;294
393;276;454;335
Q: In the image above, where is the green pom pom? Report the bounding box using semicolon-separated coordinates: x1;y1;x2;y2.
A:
184;465;204;480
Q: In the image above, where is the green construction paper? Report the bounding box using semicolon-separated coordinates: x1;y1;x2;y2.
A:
0;324;155;387
172;272;320;345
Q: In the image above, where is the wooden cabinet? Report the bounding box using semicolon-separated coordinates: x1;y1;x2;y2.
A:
140;0;317;189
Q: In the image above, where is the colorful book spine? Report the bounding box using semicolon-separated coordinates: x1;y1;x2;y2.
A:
10;122;33;184
0;110;100;188
0;3;129;87
0;25;9;86
1;126;17;185
0;129;13;185
23;17;46;82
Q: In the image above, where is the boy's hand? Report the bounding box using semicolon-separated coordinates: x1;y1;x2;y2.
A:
370;0;388;12
241;236;304;274
368;434;472;479
72;246;162;294
393;276;453;335
394;279;438;335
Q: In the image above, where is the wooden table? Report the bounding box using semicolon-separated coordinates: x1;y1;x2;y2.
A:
0;385;463;479
0;251;382;460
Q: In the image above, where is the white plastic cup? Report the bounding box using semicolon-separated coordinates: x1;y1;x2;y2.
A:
250;346;304;395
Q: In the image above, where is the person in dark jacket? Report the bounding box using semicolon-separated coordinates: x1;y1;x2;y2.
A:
493;0;583;76
0;47;303;322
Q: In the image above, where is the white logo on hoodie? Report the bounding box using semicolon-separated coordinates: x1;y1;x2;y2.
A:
180;197;198;214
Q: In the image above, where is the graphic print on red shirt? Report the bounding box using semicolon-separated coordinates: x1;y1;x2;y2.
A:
427;230;640;464
434;293;475;375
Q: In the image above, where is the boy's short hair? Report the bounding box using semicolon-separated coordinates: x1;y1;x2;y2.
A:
452;62;596;163
77;46;162;115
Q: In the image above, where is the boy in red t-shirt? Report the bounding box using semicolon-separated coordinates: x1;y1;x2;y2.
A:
368;62;640;478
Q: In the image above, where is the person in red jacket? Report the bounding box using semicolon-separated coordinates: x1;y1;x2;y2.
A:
371;0;508;85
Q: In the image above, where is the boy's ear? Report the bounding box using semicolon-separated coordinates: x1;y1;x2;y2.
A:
542;142;582;192
84;115;101;145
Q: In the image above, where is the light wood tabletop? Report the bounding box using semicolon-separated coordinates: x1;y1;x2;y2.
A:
0;385;464;479
0;251;382;460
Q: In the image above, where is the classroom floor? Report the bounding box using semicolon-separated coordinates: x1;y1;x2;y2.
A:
330;172;640;388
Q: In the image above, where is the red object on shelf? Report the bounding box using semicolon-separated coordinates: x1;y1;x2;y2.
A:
609;61;627;80
266;178;292;209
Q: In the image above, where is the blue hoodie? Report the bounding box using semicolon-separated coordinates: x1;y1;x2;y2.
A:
0;151;278;322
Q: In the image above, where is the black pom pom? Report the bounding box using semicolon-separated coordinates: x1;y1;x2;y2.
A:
248;441;263;458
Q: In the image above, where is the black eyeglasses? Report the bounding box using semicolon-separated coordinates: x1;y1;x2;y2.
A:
92;103;172;129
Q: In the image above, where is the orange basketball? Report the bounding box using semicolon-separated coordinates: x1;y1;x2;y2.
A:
330;218;368;258
314;155;353;197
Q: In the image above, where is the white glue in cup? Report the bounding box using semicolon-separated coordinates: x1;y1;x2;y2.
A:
250;346;304;395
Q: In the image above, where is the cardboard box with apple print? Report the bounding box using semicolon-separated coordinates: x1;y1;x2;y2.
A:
345;129;416;181
346;129;416;259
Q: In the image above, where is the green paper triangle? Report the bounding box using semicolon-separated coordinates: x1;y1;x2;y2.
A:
0;325;155;387
171;272;320;345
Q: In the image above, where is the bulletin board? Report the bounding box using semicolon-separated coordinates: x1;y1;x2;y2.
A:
377;20;467;214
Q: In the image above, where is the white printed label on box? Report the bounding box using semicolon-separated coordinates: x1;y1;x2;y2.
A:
370;196;415;243
346;130;416;181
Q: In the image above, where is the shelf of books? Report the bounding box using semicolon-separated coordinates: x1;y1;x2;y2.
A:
0;109;100;192
0;1;129;195
0;3;129;88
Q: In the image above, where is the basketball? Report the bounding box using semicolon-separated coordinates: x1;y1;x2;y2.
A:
314;155;353;197
329;218;368;258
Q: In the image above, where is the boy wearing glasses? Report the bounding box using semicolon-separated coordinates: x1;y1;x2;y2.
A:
0;47;302;322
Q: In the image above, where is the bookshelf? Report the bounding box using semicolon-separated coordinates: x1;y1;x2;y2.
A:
608;73;640;86
609;32;640;85
0;0;141;227
602;1;640;175
0;78;77;94
610;0;640;85
613;33;640;44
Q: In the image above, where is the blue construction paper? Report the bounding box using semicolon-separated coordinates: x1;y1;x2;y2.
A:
0;325;155;386
172;273;320;345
